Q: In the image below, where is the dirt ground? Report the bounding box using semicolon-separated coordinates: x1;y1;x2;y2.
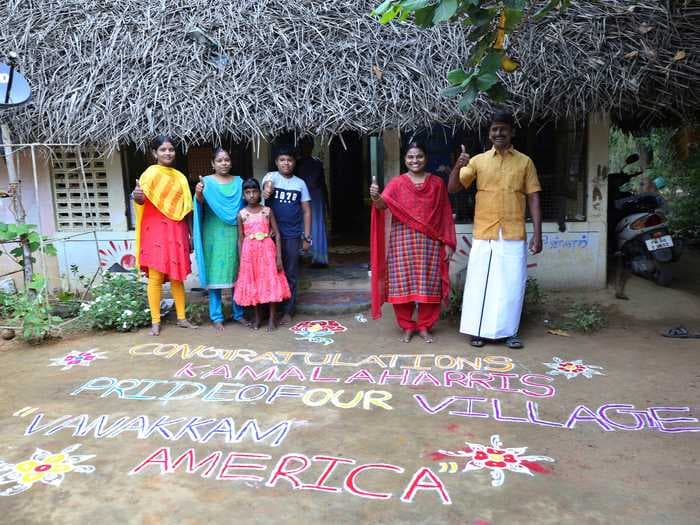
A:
0;257;698;524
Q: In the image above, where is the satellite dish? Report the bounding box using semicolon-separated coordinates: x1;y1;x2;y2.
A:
0;62;32;108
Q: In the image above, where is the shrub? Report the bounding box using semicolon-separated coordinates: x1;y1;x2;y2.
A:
559;302;608;333
0;291;61;343
80;272;150;331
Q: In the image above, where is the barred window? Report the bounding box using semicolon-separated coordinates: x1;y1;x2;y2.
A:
51;148;112;231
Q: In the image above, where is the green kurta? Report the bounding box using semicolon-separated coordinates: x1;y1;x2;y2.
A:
202;180;239;289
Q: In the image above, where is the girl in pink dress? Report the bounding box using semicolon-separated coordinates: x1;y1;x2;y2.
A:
234;178;291;330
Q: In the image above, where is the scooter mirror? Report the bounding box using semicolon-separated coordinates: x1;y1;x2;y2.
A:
625;153;640;165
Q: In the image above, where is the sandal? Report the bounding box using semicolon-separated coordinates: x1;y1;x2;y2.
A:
400;330;414;343
418;329;434;344
470;336;485;348
662;326;700;339
505;335;524;349
176;319;199;329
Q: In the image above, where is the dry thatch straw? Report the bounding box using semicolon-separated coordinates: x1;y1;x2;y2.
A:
0;0;697;147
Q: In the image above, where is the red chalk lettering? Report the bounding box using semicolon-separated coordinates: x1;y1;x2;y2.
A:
519;374;556;398
489;372;521;393
344;369;377;384
378;369;410;385
129;446;172;475
301;455;356;493
465;371;496;391
201;365;233;380
172;449;222;478
216;452;271;482
443;371;469;388
344;463;404;500
265;454;311;488
310;366;340;383
235;365;279;382
173;362;210;378
277;366;308;382
400;467;451;505
411;371;442;387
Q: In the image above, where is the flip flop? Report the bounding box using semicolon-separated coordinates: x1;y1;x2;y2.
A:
662;326;700;339
505;335;524;349
470;336;485;348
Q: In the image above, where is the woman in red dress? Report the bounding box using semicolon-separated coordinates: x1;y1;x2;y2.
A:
370;143;456;343
132;135;198;336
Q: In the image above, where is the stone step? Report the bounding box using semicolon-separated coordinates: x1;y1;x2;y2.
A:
298;262;370;292
295;289;371;315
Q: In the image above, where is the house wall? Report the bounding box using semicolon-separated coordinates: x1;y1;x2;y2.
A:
448;113;610;290
0;148;60;291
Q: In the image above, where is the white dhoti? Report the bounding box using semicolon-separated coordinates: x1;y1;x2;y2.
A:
459;232;527;339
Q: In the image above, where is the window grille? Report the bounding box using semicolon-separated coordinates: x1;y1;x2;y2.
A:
51;148;112;231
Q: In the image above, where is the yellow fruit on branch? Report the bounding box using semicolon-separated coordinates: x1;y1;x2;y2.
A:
494;11;506;50
501;55;520;73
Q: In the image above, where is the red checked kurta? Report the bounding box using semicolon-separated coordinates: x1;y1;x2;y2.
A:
370;174;456;320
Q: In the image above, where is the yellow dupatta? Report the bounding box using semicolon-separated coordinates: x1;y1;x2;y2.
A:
134;164;193;270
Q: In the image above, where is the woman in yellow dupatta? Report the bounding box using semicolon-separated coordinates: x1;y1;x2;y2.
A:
132;135;198;336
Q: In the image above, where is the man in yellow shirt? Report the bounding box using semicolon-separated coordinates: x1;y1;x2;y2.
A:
448;111;543;349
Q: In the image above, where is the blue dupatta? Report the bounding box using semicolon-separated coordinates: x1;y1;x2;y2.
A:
193;175;245;287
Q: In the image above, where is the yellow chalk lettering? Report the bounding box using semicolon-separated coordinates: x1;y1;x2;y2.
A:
483;356;514;372
363;390;394;410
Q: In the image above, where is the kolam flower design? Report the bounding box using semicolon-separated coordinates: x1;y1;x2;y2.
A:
438;434;554;487
290;320;347;346
543;356;604;379
49;349;108;371
0;444;95;496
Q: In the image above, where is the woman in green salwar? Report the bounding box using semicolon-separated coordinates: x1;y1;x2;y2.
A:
193;148;246;330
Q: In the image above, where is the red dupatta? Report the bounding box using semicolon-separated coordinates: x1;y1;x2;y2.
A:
370;174;457;319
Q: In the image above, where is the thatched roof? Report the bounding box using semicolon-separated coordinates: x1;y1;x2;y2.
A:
0;0;698;146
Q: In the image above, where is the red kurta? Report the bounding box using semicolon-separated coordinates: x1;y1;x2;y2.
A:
370;174;456;320
139;199;191;281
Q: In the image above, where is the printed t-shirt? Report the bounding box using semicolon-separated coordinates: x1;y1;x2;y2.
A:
262;171;311;239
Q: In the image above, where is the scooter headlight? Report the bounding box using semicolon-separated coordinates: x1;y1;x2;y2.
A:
630;214;663;230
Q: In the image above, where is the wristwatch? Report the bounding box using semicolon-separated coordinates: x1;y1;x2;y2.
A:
302;234;313;245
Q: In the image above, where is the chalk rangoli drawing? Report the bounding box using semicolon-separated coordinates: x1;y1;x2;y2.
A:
49;349;108;371
0;444;95;496
543;357;604;379
290;320;347;346
438;434;554;487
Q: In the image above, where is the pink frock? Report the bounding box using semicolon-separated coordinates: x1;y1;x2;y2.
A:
234;207;291;306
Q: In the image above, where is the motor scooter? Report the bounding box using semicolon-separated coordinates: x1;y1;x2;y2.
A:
608;154;683;287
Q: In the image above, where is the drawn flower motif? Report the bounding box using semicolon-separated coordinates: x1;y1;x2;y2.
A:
543;356;604;379
0;444;95;496
290;320;347;345
48;349;108;371
438;434;554;487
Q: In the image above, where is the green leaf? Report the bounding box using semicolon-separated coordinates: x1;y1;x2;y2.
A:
504;8;524;31
441;85;465;98
399;0;430;10
414;5;437;27
480;49;503;74
373;0;395;16
447;68;469;85
466;6;498;26
29;274;46;291
45;244;58;256
503;0;527;9
487;82;509;103
433;0;458;24
458;82;479;111
476;72;499;91
379;5;400;24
